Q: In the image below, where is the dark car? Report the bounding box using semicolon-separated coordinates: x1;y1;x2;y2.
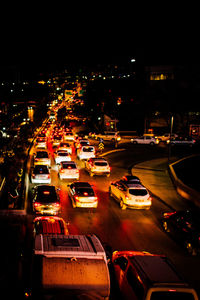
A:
32;185;61;215
162;210;200;255
121;175;141;184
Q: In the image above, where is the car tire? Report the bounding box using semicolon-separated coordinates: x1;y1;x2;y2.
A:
120;199;126;210
72;199;76;208
132;141;137;145
162;221;170;232
150;142;155;145
185;242;197;256
106;173;110;177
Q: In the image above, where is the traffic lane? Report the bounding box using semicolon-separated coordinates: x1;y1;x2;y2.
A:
28;143;200;295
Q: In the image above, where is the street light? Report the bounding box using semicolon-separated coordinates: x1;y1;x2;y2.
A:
131;58;136;63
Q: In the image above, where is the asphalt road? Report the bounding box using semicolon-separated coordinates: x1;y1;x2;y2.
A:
26;139;200;297
1;139;200;299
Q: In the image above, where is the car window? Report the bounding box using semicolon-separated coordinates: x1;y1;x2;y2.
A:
34;166;49;174
114;256;128;271
58;152;68;156
129;189;148;196
82;147;94;152
76;188;95;196
62;163;76;169
36;152;48;158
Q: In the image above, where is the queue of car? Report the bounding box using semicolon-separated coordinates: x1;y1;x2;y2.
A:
25;105;200;300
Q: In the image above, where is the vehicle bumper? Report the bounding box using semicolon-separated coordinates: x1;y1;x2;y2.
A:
75;201;98;208
32;178;51;184
124;201;152;209
59;173;79;180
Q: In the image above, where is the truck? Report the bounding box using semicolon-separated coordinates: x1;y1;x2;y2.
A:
30;234;110;299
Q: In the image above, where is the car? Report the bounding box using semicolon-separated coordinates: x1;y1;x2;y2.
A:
64;131;75;141
51;135;63;147
32;185;61;215
169;136;196;146
33;216;69;235
54;150;71;164
85;158;111;177
77;145;95;160
131;135;159;145
68;181;98;208
109;180;152;210
58;161;80;180
112;250;199;300
34;150;51;166
95;131;121;142
58;142;72;154
161;210;200;255
155;132;178;142
31;165;51;184
35;137;47;149
75;138;90;149
121;175;141;184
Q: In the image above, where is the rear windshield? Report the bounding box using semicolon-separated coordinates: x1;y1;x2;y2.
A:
37;187;58;203
36;152;48;158
62;163;76;169
60;143;70;147
34;166;49;174
129;189;148;196
76;188;95;197
82;147;94;152
58;152;69;156
94;162;108;166
150;291;195;300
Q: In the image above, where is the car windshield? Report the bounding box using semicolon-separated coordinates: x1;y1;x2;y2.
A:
34;166;49;174
150;291;195;300
82;147;94;152
94;162;108;166
76;188;95;197
36;186;58;203
36;152;48;158
129;189;148;196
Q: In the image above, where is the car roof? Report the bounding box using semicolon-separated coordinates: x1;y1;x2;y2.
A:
33;216;67;235
61;161;76;165
121;181;146;189
92;158;107;161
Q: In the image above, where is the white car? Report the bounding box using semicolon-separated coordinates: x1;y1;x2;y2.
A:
131;136;159;145
77;146;95;160
58;161;80;180
35;137;47;149
85;158;111;177
31;165;51;184
34;150;51;166
155;133;178;142
64;131;75;141
109;179;152;210
95;131;121;142
57;142;72;154
54;150;71;164
68;182;98;208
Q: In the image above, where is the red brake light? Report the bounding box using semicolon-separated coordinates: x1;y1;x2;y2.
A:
54;203;60;207
34;202;41;207
43;191;50;195
84;192;88;196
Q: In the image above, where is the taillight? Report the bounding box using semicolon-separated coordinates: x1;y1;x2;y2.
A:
163;211;176;218
60;168;64;173
54;203;60;207
75;196;80;201
34;202;41;207
76;170;79;173
94;197;98;201
32;174;35;178
47;174;50;179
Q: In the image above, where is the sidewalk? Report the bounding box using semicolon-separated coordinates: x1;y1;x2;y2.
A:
131;157;189;211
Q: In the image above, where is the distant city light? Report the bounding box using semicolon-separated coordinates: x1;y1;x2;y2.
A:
131;58;136;63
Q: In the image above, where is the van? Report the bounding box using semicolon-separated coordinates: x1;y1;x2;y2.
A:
112;250;199;300
31;234;110;299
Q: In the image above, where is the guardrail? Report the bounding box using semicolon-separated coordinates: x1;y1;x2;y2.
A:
169;157;200;208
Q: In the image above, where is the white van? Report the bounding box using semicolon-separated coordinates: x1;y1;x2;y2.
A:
31;234;110;299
